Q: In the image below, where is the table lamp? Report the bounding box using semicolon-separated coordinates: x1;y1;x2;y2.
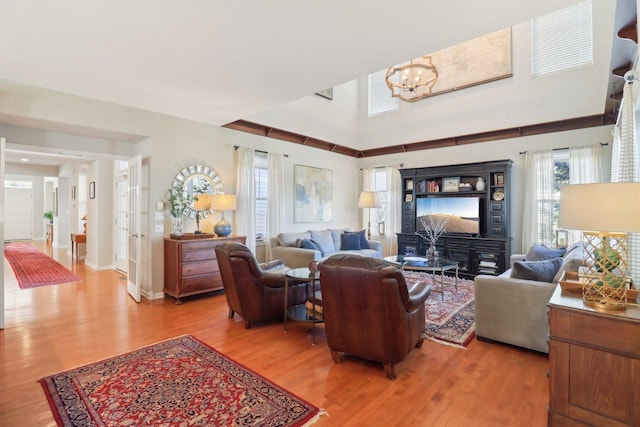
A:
358;191;381;240
559;182;640;309
211;194;237;237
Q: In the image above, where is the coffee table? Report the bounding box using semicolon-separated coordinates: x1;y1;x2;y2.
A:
384;255;459;299
283;267;322;344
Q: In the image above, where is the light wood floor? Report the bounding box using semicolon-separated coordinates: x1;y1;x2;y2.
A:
1;241;550;426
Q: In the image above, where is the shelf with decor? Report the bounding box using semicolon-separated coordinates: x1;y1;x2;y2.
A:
398;159;512;278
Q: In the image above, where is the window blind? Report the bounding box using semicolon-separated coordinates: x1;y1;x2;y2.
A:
368;69;399;117
531;1;593;77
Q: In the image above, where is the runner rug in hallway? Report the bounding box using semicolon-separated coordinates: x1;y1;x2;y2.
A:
40;335;325;427
4;243;81;289
403;271;476;348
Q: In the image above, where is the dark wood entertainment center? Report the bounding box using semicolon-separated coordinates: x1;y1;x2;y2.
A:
398;159;512;279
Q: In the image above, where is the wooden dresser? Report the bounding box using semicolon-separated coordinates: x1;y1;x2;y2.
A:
164;235;246;304
547;286;640;426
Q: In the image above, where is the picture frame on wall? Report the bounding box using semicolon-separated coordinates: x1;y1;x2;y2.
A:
294;164;333;223
71;185;76;200
405;193;413;203
54;188;58;216
89;181;96;199
406;179;414;191
442;177;460;192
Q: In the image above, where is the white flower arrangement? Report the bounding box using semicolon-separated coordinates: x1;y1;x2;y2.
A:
168;184;197;219
416;215;449;246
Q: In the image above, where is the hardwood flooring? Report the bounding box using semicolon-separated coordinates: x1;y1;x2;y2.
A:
1;241;550;426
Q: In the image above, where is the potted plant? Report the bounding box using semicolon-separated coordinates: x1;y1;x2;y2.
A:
43;210;54;223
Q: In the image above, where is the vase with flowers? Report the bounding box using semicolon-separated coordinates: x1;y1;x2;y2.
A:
416;215;449;260
168;184;197;236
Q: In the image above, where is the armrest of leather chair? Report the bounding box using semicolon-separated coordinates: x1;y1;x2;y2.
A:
260;259;285;271
405;281;431;312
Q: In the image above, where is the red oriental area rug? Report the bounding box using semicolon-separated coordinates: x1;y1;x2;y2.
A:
4;243;81;289
403;271;476;348
40;335;324;427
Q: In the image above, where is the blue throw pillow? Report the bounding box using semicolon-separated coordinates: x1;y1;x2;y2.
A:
510;258;563;283
340;232;361;250
526;243;566;261
345;230;369;249
297;239;324;256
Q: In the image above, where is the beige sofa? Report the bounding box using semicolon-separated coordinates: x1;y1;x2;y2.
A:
270;229;382;268
474;242;584;353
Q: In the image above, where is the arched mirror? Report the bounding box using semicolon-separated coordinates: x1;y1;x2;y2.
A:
172;165;224;218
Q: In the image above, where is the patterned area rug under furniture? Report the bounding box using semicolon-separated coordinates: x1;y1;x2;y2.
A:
403;271;476;348
4;243;81;289
39;335;325;426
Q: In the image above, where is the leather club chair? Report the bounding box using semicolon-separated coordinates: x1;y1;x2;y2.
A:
318;254;431;380
215;242;308;329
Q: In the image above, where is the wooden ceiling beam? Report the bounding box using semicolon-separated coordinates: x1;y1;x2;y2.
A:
224;114;615;159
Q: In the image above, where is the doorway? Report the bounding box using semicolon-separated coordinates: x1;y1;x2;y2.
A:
4;183;34;241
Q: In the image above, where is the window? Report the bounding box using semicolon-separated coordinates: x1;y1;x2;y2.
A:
368;69;399;117
254;153;268;239
550;152;569;242
374;168;388;235
531;1;593;77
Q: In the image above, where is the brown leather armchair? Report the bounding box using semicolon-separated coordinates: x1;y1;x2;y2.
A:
318;254;431;380
215;242;308;329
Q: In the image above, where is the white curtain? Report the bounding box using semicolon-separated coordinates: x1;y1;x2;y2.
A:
611;79;640;283
385;166;401;256
522;150;555;250
567;144;603;244
235;147;256;253
266;152;285;260
361;167;401;257
361;168;375;236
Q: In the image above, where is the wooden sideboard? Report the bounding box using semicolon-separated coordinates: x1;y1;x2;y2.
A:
164;235;246;304
547;287;640;426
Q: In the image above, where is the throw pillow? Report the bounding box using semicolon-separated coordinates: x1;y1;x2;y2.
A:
330;228;350;250
278;232;311;247
510;258;564;283
525;243;566;261
344;230;370;249
340;232;361;250
297;238;324;256
310;230;336;254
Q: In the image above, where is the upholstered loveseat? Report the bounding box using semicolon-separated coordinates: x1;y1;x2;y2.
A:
270;229;382;268
474;241;585;353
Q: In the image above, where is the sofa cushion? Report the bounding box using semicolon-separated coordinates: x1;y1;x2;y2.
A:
526;243;566;261
297;238;324;256
310;230;336;254
278;231;311;247
553;242;586;283
340;232;361;250
344;230;369;250
510;257;563;283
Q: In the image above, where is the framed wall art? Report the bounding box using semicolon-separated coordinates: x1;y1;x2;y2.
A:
294;164;333;223
89;181;96;199
442;177;460;192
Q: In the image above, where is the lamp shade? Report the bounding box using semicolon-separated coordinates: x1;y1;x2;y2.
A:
559;183;640;232
358;191;381;209
210;194;237;211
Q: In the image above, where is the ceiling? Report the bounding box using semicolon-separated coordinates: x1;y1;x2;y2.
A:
0;0;635;166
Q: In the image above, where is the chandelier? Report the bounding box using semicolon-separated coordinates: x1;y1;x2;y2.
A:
385;55;438;102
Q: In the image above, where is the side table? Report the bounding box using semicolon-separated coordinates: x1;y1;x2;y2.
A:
284;267;322;344
71;233;86;263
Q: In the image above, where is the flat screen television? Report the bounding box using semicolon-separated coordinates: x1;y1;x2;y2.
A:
415;197;480;235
